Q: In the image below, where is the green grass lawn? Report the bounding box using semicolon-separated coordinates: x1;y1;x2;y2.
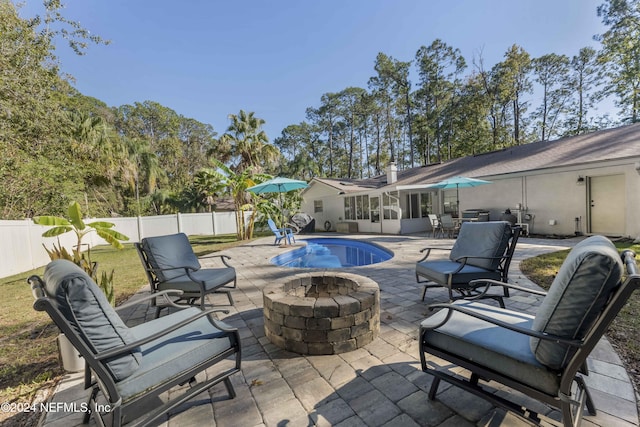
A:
0;234;247;413
520;239;640;393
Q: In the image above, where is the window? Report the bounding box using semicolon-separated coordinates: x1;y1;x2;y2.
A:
343;195;370;220
443;191;458;216
370;197;380;223
420;192;433;218
314;200;323;213
383;192;399;219
357;195;370;220
410;194;420;218
403;192;430;219
344;197;355;220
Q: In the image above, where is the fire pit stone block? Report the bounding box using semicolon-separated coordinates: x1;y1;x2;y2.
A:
263;272;380;355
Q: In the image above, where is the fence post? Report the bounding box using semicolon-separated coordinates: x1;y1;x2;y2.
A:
137;216;143;241
177;212;183;233
211;212;217;236
27;219;35;271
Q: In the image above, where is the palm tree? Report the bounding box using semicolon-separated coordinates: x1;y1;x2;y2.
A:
122;137;164;215
206;159;271;240
193;169;226;212
221;110;280;171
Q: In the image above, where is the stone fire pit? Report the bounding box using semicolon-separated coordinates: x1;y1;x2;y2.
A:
263;272;380;355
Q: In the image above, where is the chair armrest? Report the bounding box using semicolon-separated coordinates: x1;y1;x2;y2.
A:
94;307;235;361
452;254;504;264
418;247;453;262
200;253;234;268
468;278;548;297
144;264;198;274
423;302;582;347
115;290;186;311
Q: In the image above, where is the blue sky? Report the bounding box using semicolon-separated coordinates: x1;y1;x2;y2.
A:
20;0;607;141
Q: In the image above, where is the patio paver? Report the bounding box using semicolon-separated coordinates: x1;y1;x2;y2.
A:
40;233;639;426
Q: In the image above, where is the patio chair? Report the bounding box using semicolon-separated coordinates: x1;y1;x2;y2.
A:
428;214;442;238
135;233;235;317
268;218;295;246
29;259;241;427
419;235;639;427
438;214;459;238
416;221;521;306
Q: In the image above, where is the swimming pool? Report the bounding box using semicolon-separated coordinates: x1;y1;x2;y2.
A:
271;238;393;268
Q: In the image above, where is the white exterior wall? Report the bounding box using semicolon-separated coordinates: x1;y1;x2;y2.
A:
300;185;343;231
460;159;640;238
522;172;585;236
453;177;525;219
400;218;430;234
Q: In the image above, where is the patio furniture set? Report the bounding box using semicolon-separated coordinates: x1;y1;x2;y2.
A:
28;221;640;427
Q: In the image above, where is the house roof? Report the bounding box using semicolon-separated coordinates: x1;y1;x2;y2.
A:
309;123;640;193
310;176;384;194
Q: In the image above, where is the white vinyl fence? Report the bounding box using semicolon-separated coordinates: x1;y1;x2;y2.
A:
0;211;242;279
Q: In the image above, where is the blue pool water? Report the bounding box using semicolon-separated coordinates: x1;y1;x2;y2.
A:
271;238;393;268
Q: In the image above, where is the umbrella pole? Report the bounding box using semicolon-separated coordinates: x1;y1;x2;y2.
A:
279;192;284;228
456;184;460;217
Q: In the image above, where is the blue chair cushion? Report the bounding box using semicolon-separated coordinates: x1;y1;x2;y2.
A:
119;307;235;400
43;260;141;381
416;260;502;286
421;301;561;395
141;233;201;281
531;235;623;369
157;267;236;293
449;222;511;270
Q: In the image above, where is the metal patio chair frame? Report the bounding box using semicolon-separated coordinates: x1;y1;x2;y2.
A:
135;233;235;317
419;237;639;427
29;260;242;427
428;214;442;238
416;221;521;307
438;214;459;238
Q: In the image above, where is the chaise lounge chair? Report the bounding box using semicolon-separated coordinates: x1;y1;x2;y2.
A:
29;259;241;427
135;233;235;317
419;235;640;426
416;221;521;307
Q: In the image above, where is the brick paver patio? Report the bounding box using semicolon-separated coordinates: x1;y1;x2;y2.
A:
41;233;639;427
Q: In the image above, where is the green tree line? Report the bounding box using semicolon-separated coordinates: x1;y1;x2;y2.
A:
1;0;639;219
274;0;640;179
